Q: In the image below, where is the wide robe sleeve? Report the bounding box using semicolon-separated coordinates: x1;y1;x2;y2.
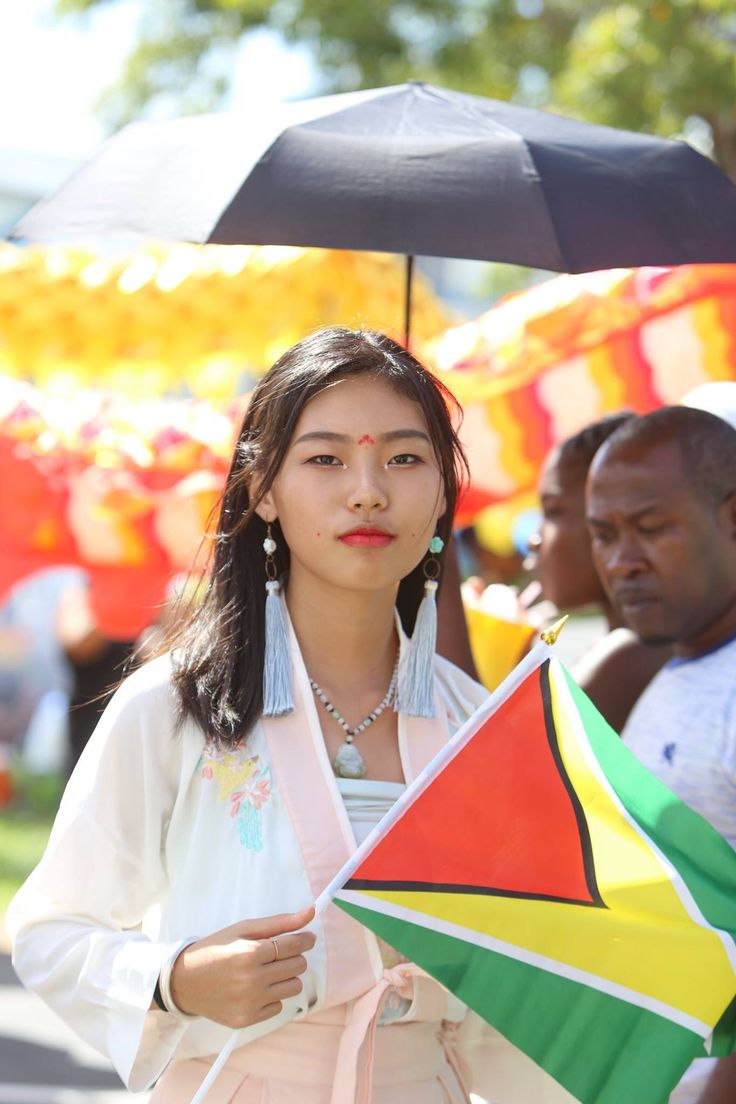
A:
7;656;201;1091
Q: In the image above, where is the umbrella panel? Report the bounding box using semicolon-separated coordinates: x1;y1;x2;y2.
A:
15;84;736;274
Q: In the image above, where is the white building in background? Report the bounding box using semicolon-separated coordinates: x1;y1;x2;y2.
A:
0;148;79;238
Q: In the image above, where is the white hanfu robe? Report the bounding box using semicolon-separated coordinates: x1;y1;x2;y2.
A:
8;621;574;1104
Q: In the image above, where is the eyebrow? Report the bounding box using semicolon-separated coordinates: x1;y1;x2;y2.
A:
293;429;432;446
586;503;668;526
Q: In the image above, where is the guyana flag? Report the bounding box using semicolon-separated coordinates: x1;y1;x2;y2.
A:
327;649;736;1104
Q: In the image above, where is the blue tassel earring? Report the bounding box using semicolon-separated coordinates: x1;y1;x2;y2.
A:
397;535;444;717
262;524;294;716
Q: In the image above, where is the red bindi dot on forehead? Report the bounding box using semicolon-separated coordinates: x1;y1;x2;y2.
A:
357;434;375;445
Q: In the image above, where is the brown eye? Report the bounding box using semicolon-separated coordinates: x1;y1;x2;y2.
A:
388;454;422;465
307;455;341;466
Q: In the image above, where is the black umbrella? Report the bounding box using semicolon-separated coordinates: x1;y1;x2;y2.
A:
14;82;736;342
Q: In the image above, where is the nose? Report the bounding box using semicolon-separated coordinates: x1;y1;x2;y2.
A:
598;534;647;580
347;461;388;512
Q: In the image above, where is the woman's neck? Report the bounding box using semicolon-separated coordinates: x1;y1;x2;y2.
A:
286;575;399;691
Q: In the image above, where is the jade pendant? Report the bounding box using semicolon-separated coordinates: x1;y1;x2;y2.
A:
333;741;367;779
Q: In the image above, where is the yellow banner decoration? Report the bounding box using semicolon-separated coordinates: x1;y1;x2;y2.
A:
426;265;736;514
0;243;449;399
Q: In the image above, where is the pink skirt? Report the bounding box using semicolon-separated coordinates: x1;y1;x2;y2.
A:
149;1016;471;1104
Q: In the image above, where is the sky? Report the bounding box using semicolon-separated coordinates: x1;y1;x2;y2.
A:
0;0;315;159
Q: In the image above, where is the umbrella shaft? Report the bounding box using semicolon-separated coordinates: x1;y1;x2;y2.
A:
404;255;414;348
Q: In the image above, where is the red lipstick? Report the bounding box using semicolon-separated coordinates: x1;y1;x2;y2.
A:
339;526;395;549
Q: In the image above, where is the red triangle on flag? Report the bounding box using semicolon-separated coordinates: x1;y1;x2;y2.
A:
348;664;602;906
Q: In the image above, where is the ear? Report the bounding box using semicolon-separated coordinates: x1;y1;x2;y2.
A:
254;487;278;524
436;491;448;531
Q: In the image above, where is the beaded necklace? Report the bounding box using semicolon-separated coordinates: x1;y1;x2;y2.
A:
309;657;399;778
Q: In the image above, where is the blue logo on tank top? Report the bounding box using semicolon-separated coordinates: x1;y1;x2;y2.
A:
662;742;676;765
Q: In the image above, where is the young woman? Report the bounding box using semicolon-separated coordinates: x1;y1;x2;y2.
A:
9;329;571;1104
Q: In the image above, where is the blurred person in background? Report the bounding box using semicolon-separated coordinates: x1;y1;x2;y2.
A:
57;571;210;775
525;414;671;731
455;519;538;693
0;626;36;804
455;524;526;588
55;582;136;776
0;569;87;794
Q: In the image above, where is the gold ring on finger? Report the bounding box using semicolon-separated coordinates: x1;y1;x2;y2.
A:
271;937;280;962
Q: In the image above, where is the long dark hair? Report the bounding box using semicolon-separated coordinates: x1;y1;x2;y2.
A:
171;327;468;745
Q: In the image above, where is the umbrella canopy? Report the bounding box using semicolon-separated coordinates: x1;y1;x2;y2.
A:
424;263;736;519
14;83;736;271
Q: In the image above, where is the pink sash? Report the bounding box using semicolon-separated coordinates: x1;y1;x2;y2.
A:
260;621;449;1011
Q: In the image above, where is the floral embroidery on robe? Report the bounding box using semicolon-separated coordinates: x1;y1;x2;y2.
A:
199;744;272;851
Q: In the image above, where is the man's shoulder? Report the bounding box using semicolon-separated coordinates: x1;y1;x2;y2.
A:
663;633;736;694
624;634;736;741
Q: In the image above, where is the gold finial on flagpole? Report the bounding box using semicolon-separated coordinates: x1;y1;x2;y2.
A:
540;615;569;646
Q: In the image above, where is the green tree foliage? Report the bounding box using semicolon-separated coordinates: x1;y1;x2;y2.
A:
57;0;736;179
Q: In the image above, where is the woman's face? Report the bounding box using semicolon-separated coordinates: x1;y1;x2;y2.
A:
256;374;446;598
528;447;606;611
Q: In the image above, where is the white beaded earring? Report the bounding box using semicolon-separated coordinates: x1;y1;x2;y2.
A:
262;524;294;716
396;535;444;717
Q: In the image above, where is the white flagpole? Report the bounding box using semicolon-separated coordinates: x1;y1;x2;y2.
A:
190;1032;240;1104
